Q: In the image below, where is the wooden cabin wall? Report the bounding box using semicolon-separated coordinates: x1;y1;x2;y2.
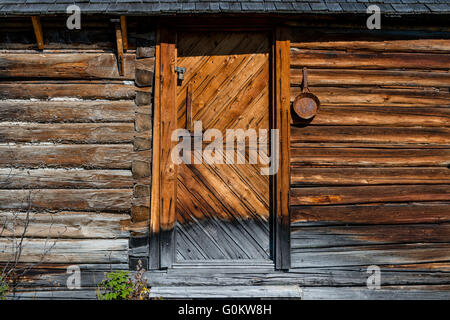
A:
0;16;449;299
289;26;450;298
0;17;155;297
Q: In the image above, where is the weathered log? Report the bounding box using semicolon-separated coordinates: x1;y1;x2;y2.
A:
9;285;302;299
0;238;128;264
135;57;155;71
0;100;136;123
0;144;134;169
133;150;152;163
0;211;130;239
135;113;152;132
290;49;450;70
8;290;99;300
132;160;151;179
291;69;450;88
10;259;450;286
147;285;302;298
292;243;450;269
134;184;150;198
301;285;450;300
144;263;450;286
291;203;450;226
134;131;152;151
0;123;134;143
290;185;450;206
291;105;450;127
9;263;450;292
291;223;450;248
290;38;450;52
290;147;450;167
135;91;152;106
0;53;135;79
0;168;133;189
0;189;132;211
136;46;156;59
135;69;154;87
290;86;450;106
291;167;450;186
291;126;450;145
131;205;150;223
0;82;135;100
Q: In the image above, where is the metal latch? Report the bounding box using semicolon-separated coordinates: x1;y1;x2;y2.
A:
174;66;186;80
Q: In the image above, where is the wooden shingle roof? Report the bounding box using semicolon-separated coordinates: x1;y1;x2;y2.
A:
0;0;449;15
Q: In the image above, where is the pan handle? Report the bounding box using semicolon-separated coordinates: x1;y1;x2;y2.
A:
302;67;310;93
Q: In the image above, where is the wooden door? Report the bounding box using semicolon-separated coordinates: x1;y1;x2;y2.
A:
174;31;272;262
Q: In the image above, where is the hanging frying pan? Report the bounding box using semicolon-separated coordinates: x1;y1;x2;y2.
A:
293;67;320;119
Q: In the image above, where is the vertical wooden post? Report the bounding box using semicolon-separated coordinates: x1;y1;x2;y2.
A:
273;27;291;270
120;16;128;52
31;16;44;50
149;28;162;270
114;22;125;76
150;25;177;269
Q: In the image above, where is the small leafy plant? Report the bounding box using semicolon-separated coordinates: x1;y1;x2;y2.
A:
97;260;150;300
0;276;8;300
97;271;133;300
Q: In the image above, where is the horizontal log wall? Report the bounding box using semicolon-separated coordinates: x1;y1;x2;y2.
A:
2;17;449;299
289;26;450;298
0;17;154;296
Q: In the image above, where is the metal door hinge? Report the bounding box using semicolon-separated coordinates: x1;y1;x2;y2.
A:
175;66;186;80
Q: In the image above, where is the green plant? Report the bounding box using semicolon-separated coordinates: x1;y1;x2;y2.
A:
97;260;150;300
97;271;133;300
0;276;8;300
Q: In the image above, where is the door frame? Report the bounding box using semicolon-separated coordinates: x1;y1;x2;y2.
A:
149;22;291;270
